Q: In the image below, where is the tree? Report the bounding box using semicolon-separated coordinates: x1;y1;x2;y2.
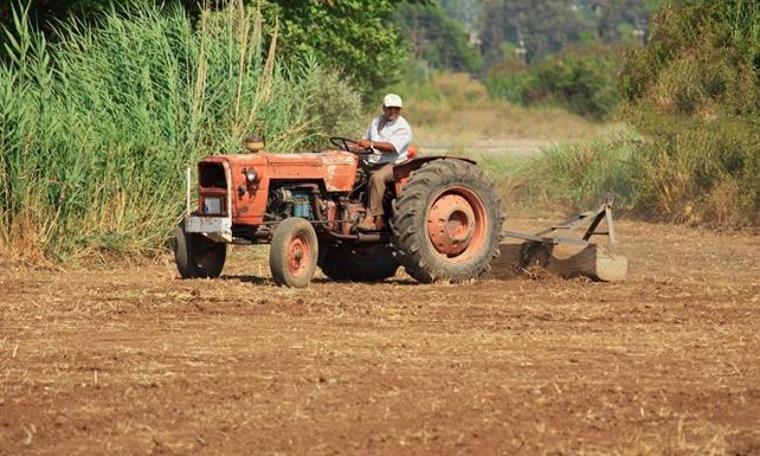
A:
262;0;407;99
477;0;652;69
439;0;481;32
479;0;588;67
2;0;409;97
596;0;651;43
394;1;482;73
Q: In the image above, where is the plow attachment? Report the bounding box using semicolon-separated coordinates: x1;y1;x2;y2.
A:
488;195;628;282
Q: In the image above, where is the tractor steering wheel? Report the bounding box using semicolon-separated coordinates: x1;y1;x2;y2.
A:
329;136;371;154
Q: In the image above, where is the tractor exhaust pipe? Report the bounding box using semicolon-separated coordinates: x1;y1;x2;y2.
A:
186;166;191;215
326;231;391;243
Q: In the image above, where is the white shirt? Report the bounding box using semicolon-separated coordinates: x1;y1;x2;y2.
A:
364;115;413;164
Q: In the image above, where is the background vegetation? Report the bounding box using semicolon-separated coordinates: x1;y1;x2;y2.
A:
2;0;759;262
0;2;362;260
394;1;481;74
1;0;412;99
511;0;760;226
486;44;621;120
619;0;760;224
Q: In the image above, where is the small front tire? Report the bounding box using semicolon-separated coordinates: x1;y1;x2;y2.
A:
270;218;318;288
174;222;227;279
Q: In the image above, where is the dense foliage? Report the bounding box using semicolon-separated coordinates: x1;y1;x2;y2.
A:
0;2;362;259
487;45;621;120
260;0;407;99
617;0;760;224
476;1;653;119
394;1;481;74
514;0;760;225
478;0;653;66
2;0;408;97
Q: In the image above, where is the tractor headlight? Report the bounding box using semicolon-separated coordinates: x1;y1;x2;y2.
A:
245;169;258;184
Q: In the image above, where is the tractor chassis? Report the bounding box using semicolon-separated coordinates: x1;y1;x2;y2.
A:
182;169;391;246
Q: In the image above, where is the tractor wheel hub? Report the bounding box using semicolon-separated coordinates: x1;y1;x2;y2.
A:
288;238;307;274
427;194;476;256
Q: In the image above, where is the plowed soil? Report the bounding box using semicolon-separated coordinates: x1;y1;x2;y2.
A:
2;218;760;455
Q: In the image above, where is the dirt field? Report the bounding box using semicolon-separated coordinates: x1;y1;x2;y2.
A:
2;217;760;455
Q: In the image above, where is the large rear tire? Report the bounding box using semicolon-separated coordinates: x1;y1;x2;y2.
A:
270;218;318;288
390;159;504;283
318;244;399;282
174;222;227;279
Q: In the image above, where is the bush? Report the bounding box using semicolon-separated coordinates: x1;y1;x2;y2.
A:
0;1;362;260
616;0;760;225
301;61;363;148
506;118;760;226
506;1;760;227
487;45;621;120
632;118;760;224
497;132;639;212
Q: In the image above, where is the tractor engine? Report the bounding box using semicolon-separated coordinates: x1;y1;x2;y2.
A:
266;183;369;235
268;186;314;220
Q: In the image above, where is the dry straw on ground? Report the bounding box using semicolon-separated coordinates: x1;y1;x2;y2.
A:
2;219;759;454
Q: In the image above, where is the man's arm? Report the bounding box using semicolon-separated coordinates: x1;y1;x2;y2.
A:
364;123;411;155
357;139;396;153
358;125;411;154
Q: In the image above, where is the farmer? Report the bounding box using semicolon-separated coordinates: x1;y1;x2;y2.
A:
354;93;413;232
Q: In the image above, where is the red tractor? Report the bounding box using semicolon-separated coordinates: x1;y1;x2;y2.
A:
174;137;504;287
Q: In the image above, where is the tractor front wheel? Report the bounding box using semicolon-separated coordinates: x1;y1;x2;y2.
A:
391;159;504;283
270;217;318;288
174;221;227;279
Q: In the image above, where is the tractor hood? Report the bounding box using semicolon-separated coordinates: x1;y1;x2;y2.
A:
196;150;359;225
199;150;358;192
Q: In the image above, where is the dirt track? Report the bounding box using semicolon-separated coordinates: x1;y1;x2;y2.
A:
2;218;760;454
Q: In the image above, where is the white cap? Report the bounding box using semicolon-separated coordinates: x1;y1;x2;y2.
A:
383;93;403;108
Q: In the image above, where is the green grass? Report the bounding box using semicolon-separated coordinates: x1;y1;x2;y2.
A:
0;1;357;261
481;130;639;214
488;122;760;226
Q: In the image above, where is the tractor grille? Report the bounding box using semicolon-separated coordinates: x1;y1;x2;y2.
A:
199;163;226;189
199;162;227;216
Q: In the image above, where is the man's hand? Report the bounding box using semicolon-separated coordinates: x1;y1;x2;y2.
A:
356;139;397;154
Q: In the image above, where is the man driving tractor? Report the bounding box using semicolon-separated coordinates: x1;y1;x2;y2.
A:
352;93;413;232
177;90;504;288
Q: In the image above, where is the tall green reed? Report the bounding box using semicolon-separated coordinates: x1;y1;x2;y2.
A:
0;1;337;260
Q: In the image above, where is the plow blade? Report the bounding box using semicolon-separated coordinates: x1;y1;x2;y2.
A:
487;195;628;282
487;242;628;282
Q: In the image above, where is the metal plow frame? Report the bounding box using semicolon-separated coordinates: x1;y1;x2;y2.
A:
499;194;625;279
503;194;617;248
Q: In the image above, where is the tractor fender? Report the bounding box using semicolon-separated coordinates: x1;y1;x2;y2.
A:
392;156;477;196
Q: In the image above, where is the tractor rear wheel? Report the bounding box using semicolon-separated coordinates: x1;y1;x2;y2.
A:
318;244;399;282
270;217;318;288
174;222;227;279
391;159;504;283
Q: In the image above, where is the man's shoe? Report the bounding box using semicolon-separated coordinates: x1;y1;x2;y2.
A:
356;220;377;232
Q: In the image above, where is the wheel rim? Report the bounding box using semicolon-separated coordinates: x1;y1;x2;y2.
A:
426;186;488;263
287;235;311;276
